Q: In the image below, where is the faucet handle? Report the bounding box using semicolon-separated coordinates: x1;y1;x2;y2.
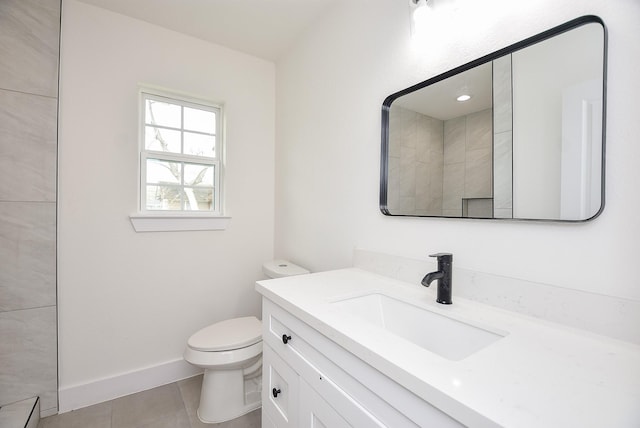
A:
429;253;452;261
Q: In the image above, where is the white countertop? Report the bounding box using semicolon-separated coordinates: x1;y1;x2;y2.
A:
256;268;640;428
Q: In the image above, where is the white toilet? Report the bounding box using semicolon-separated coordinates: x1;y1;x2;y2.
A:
184;260;309;424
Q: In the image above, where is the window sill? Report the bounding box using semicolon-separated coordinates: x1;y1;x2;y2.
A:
129;214;230;232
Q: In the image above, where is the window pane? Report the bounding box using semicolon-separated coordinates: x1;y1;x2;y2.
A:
145;126;181;153
184;107;216;134
146;185;182;210
145;99;181;128
184;132;215;157
146;159;181;185
140;91;222;213
184;163;213;187
183;187;213;211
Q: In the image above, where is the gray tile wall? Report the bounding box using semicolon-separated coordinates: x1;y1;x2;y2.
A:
443;109;493;217
0;0;60;417
387;106;443;216
388;106;492;217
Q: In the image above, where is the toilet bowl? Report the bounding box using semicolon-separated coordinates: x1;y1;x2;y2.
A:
184;260;309;424
184;316;263;423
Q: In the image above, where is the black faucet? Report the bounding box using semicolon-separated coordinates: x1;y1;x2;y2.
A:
421;253;453;304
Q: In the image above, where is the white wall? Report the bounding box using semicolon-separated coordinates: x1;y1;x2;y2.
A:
58;0;274;395
275;0;640;309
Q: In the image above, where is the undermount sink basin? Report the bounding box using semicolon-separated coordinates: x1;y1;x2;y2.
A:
332;293;505;360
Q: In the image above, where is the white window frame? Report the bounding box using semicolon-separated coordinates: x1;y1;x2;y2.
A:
130;87;229;232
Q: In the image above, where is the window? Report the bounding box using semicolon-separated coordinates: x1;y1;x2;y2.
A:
139;89;222;215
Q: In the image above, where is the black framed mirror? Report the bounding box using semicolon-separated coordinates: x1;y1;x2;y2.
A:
380;16;607;221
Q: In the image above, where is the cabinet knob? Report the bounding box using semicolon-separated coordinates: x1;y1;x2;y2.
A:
272;387;281;398
282;334;292;344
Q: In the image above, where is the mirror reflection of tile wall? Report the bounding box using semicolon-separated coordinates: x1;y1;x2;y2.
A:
493;55;514;219
388;105;493;217
443;109;493;217
387;106;443;216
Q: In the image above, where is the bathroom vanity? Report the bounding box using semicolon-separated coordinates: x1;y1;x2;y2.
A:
256;269;640;427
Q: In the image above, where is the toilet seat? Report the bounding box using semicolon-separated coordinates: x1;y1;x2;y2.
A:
184;341;262;368
188;316;262;352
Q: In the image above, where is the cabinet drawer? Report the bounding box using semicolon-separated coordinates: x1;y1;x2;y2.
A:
263;301;300;354
263;344;299;428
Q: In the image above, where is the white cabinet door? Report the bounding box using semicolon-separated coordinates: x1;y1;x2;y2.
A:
299;379;350;428
263;344;299;428
262;409;278;428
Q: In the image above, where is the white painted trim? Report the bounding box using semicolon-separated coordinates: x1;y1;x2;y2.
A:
58;359;202;413
129;215;230;232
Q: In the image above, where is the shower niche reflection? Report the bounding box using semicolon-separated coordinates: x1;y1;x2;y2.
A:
380;16;606;221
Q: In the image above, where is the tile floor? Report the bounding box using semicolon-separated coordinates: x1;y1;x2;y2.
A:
37;375;261;428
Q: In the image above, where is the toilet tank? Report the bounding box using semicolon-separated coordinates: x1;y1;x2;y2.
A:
263;260;310;279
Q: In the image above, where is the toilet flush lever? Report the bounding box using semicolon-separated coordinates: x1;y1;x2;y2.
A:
272;388;281;398
282;334;292;344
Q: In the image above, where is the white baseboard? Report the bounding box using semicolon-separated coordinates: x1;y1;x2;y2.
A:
58;359;202;413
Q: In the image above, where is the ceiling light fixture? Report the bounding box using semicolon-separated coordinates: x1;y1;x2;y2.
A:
410;0;431;36
456;94;472;102
412;0;430;20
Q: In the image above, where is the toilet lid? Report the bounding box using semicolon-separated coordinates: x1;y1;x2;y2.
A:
188;316;262;351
